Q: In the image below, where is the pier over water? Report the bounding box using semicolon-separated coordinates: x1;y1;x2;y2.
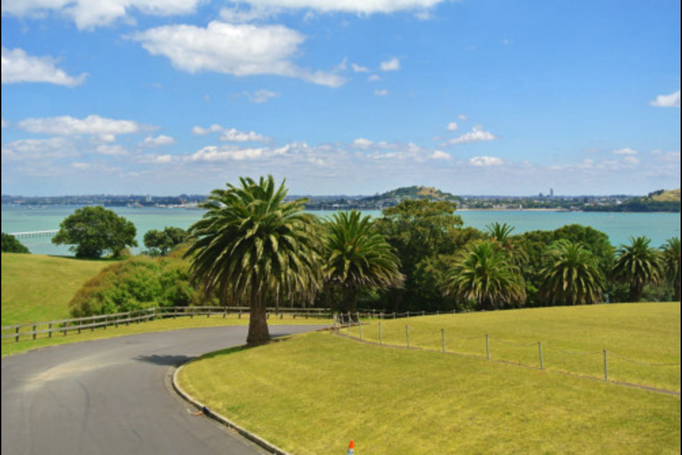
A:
9;230;59;239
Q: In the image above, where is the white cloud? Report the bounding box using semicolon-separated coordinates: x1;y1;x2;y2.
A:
18;115;146;140
1;137;78;160
1;119;7;128
132;21;345;87
650;90;681;108
469;156;504;167
374;89;389;97
458;114;468;121
352;63;369;73
221;0;446;16
352;138;374;148
431;150;450;160
244;89;280;103
445;125;497;145
615;150;638;157
192;124;267;142
368;74;381;82
96;144;129;156
189;146;265;162
137;153;175;164
2;0;201;30
2;47;86;86
140;135;176;148
380;57;401;72
447;122;458;132
622;156;640;166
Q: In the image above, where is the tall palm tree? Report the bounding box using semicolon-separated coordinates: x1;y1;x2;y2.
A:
538;240;604;306
185;176;323;345
443;240;526;311
660;237;681;302
323;211;403;315
611;236;663;303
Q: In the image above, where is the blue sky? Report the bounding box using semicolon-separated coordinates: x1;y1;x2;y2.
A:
2;0;680;197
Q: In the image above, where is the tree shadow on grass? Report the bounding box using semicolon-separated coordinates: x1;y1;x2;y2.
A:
134;354;196;366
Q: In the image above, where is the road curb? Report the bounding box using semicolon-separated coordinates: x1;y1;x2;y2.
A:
172;361;291;455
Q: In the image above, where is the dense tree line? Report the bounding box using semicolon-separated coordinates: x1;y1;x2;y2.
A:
62;178;680;345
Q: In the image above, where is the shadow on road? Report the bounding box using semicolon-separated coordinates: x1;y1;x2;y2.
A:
134;354;195;366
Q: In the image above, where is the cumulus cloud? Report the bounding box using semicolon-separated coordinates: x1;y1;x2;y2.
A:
431;150;450;160
18;115;146;140
650;90;680;108
192;124;267;142
445;125;497;145
2;47;86;86
2;0;201;30
352;63;370;73
352;138;374;148
368;74;381;82
140;135;176;148
96;144;129;156
131;21;345;87
447;122;458;132
1;137;78;160
374;89;389;97
1;119;7;128
380;57;401;72
469;156;504;167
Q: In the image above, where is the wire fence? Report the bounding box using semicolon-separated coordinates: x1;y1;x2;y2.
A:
1;306;334;343
332;312;681;394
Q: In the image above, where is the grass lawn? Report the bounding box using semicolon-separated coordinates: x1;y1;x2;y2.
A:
178;331;681;455
347;303;681;392
1;253;112;326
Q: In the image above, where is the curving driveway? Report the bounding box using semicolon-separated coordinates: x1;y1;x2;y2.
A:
2;325;327;455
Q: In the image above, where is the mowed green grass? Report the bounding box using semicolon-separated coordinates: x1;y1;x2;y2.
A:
350;303;681;392
1;253;111;326
179;330;680;455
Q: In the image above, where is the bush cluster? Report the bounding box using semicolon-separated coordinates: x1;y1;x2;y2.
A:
69;256;202;317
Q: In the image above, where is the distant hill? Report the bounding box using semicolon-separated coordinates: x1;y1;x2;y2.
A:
650;189;681;203
379;186;462;202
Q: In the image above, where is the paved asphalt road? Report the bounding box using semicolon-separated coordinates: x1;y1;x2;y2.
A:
2;325;328;455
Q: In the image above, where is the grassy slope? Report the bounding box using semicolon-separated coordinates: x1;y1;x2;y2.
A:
652;189;681;203
1;253;111;326
179;330;680;455
351;303;680;392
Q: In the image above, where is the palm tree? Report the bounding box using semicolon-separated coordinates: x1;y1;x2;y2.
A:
660;237;681;302
611;236;663;303
538;240;604;306
443;240;526;311
185;176;323;345
486;222;528;266
323;211;403;316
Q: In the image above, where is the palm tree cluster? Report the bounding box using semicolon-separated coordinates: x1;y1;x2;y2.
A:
185;176;403;345
184;176;679;344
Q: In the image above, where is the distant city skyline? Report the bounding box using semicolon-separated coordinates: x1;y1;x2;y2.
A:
2;0;680;197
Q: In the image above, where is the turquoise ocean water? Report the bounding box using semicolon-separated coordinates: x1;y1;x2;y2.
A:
2;205;680;256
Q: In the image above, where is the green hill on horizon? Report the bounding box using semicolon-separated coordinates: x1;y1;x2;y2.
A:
650;189;681;203
380;186;462;202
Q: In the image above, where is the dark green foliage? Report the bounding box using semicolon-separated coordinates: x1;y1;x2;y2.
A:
52;206;138;258
612;236;663;302
374;199;483;312
185;176;323;345
323;210;403;313
2;232;30;253
443;240;526;311
143;226;188;256
538;240;605;306
660;237;680;302
69;256;199;317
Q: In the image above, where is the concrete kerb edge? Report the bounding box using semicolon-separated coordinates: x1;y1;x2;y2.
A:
172;363;291;455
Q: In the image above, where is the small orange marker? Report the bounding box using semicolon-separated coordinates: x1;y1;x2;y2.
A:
347;440;355;455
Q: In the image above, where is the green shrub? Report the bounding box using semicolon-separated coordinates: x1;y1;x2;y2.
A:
69;256;203;317
2;232;30;253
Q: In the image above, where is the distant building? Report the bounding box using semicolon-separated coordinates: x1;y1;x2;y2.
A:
549;188;554;198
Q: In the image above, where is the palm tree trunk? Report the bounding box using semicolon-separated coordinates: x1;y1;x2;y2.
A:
247;286;271;346
342;285;358;321
629;281;643;303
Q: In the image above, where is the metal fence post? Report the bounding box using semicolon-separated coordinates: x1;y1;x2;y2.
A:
538;341;544;370
603;349;609;381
